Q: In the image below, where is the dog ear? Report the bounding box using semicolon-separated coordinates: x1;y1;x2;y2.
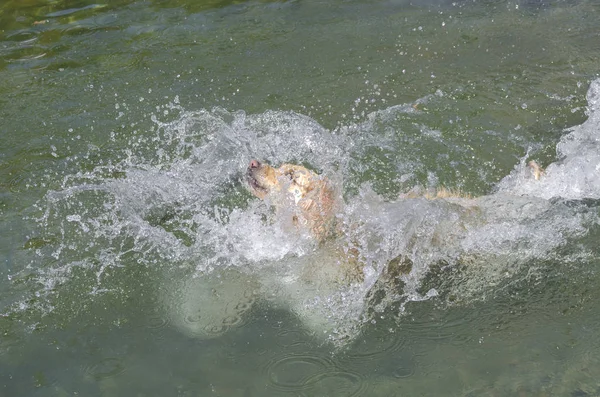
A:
279;164;316;191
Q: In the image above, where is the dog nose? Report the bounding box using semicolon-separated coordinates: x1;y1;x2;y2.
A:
249;159;260;169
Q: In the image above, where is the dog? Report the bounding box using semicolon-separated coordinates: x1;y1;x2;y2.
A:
247;158;546;230
245;158;546;280
167;158;547;342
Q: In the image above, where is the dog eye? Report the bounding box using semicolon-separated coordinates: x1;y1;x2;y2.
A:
285;171;296;181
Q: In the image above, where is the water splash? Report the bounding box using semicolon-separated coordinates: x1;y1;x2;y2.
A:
497;79;600;200
12;82;600;344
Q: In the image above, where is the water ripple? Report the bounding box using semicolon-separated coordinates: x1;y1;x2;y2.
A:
345;329;406;362
304;370;368;397
182;312;231;338
6;29;39;43
274;328;312;349
145;309;170;330
264;354;336;392
177;286;258;338
83;357;126;381
2;29;46;64
265;352;369;395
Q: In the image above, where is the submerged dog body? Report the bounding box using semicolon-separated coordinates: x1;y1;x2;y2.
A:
167;159;549;343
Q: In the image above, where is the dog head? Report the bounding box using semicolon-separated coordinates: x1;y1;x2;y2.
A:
246;160;337;242
246;160;315;202
246;159;279;200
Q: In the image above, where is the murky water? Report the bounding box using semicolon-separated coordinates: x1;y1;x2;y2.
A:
2;0;600;395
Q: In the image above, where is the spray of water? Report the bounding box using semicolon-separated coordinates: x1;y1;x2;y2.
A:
13;81;600;344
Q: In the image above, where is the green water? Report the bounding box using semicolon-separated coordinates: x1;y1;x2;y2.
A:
2;0;600;395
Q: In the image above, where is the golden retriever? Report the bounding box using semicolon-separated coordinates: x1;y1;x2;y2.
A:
246;158;545;239
245;159;545;286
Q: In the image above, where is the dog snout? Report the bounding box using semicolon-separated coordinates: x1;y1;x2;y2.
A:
249;159;261;169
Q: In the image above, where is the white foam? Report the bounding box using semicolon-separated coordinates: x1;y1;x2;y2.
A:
497;79;600;200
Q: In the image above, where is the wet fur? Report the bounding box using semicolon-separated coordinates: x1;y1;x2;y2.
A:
246;161;338;243
246;160;366;283
245;159;545;287
246;160;480;241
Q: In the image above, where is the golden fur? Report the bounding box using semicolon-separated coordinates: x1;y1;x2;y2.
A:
246;160;338;242
246;159;546;240
245;159;545;286
246;159;368;283
528;160;545;180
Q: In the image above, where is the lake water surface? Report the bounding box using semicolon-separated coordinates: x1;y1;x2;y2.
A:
2;0;600;395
